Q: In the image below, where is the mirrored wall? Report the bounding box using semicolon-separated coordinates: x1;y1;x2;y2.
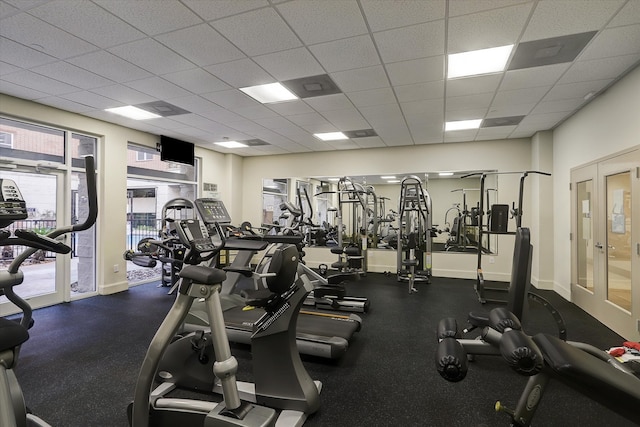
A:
261;171;498;254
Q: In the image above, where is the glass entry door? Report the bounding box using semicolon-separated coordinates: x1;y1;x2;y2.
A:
0;168;65;313
572;148;640;341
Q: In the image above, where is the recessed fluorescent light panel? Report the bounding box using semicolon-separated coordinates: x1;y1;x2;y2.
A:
214;141;248;148
387;180;400;183
439;172;454;176
314;132;348;141
104;106;161;120
380;175;396;179
445;119;482;131
447;45;514;79
239;82;298;103
328;178;340;182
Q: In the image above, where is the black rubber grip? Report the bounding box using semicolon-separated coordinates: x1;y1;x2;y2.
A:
500;329;544;376
435;337;468;382
489;307;522;332
437;317;460;340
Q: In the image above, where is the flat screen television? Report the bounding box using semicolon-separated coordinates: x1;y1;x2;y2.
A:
159;135;195;166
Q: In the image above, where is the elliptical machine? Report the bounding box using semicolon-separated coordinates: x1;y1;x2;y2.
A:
129;217;321;426
0;156;98;427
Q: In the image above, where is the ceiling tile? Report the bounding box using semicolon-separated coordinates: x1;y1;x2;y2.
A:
37;95;96;113
444;129;478;143
521;0;625;42
0;37;56;68
0;81;48;100
374;21;445;63
0;1;20;18
211;8;301;56
299;122;338;134
358;103;405;127
608;0;640;27
321;108;370;130
447;74;502;97
486;103;535;118
162;68;231;93
67;50;152;82
155;24;245;67
182;0;268;21
559;54;639;84
500;63;571;91
90;84;156;105
448;3;533;52
449;0;531;17
29;0;145;48
233;104;280;120
394;80;444;102
31;61;113;90
0;60;20;75
287;112;331;128
330;65;390;92
578;24;640;61
59;90;118;109
360;0;445;32
409;123;443;143
518;111;570;126
124;76;192;100
94;0;203;36
401;99;442;120
309;35;380;73
1;12;96;58
253;48;324;81
446;92;494;111
267;99;315;116
375;126;414;146
2;69;79;95
304;93;353;112
346;87;397;107
386;56;444;86
253;116;295;130
276;0;367;45
201;89;259;110
108;38;194;75
353;136;387;149
476;126;517;140
531;98;585;114
542;79;613;101
446;108;490;121
204;58;274;88
492;86;550;107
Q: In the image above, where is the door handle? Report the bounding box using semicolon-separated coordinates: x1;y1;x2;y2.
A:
595;243;603;249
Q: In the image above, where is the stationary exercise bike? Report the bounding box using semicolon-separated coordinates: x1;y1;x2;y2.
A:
0;156;98;427
128;217;321;426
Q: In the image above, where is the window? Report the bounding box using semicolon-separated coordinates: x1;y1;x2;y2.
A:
136;151;154;161
0;117;64;163
0;131;13;148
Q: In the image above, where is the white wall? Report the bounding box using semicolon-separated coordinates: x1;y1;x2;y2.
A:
241;139;534;280
552;65;640;298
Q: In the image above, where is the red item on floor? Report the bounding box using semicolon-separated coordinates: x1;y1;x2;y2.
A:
623;341;640;351
609;347;626;357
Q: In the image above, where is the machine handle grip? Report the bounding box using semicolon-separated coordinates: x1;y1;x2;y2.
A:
14;229;71;254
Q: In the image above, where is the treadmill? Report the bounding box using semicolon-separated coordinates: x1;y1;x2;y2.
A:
184;198;362;359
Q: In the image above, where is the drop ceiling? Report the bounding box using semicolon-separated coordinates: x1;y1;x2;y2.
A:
1;0;639;157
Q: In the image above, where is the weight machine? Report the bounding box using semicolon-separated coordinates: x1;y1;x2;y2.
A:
396;175;432;293
462;170;551;304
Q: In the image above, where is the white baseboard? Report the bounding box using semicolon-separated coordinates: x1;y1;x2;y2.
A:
99;280;128;295
553;281;571;301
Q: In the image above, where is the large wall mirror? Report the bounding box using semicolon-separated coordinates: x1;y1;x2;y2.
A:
261;171;498;254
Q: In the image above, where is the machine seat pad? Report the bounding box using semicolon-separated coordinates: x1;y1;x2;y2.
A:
402;259;419;266
331;262;348;269
179;265;227;286
467;311;489;328
241;289;275;308
330;247;344;255
533;333;640;422
0;318;29;352
327;272;359;285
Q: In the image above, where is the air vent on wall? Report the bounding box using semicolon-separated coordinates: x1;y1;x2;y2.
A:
282;74;342;98
508;31;597;70
135;101;191;117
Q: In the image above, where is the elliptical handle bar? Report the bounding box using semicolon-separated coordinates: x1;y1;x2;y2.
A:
8;155;97;274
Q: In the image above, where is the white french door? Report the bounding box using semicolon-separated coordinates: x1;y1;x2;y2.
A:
571;148;640;341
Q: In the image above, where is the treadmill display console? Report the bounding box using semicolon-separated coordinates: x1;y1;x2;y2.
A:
0;179;28;228
194;198;231;225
